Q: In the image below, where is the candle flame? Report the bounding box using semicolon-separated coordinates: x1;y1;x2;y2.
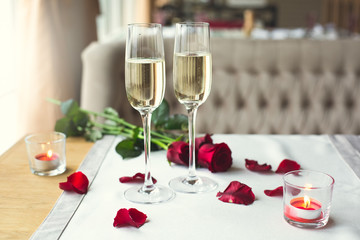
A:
47;150;53;158
304;195;311;208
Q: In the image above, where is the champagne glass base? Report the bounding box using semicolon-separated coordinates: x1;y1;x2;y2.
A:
124;185;175;204
169;175;218;193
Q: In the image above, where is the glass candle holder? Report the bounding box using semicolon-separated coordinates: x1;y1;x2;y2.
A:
283;170;334;229
25;132;66;176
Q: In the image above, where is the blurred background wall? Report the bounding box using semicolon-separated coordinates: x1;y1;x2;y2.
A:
96;0;359;41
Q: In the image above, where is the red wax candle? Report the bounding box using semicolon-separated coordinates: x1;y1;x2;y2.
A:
35;150;59;161
34;150;60;171
285;196;322;222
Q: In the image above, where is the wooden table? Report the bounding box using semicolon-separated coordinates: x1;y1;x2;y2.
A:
0;137;94;240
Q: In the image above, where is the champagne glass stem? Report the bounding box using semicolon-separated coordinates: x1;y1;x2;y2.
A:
186;106;199;184
141;111;155;193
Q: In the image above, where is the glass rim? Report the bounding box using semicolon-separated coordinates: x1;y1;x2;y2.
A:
25;131;66;144
127;23;162;28
176;22;209;27
283;170;335;190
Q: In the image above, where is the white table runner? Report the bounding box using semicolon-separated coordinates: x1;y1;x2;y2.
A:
31;135;360;240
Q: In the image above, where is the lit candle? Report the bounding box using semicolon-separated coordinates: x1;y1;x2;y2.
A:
285;196;322;222
34;150;60;172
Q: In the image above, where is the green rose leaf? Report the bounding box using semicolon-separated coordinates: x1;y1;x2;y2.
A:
116;139;142;159
133;137;144;149
60;99;80;117
72;111;89;132
152;100;170;127
163;114;188;130
55;117;77;136
55;111;89;137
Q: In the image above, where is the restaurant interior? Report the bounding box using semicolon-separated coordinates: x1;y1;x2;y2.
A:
1;0;360;239
1;0;360;155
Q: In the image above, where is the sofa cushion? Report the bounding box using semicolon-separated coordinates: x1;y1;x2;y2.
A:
81;37;360;134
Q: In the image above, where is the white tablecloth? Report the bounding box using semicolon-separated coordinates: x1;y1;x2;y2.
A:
31;135;360;240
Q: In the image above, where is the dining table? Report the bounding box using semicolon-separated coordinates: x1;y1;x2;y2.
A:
0;137;94;240
1;134;360;240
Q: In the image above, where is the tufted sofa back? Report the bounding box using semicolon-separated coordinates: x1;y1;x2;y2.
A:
81;37;360;134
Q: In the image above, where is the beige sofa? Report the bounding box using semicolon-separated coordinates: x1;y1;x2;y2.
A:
81;37;360;134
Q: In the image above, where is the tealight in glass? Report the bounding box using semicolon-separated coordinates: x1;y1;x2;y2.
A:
25;132;66;176
283;170;334;228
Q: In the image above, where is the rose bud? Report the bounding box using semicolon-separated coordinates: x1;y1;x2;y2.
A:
198;143;232;172
166;141;189;166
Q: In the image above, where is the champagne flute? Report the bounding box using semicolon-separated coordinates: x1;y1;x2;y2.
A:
169;22;217;193
124;23;174;203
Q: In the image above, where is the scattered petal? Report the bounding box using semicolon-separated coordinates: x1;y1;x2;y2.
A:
166;141;189;166
59;171;89;194
113;208;147;228
58;181;73;191
275;159;301;174
245;159;272;172
119;172;157;184
264;186;284;197
217;181;255;205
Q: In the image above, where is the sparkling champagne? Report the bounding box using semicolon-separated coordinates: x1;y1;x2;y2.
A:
173;52;212;107
125;58;165;111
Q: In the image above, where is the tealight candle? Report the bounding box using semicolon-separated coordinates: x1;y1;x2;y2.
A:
285;196;322;222
283;170;334;229
34;150;60;172
25;132;66;176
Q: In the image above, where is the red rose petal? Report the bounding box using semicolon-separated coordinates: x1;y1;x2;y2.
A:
59;171;89;194
245;159;272;172
264;186;284;197
68;171;89;194
113;208;147;228
119;172;157;184
275;159;301;174
217;181;255;205
59;181;73;191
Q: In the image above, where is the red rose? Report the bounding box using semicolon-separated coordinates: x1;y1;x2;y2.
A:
166;141;189;166
195;134;213;160
198;143;232;172
195;134;213;151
